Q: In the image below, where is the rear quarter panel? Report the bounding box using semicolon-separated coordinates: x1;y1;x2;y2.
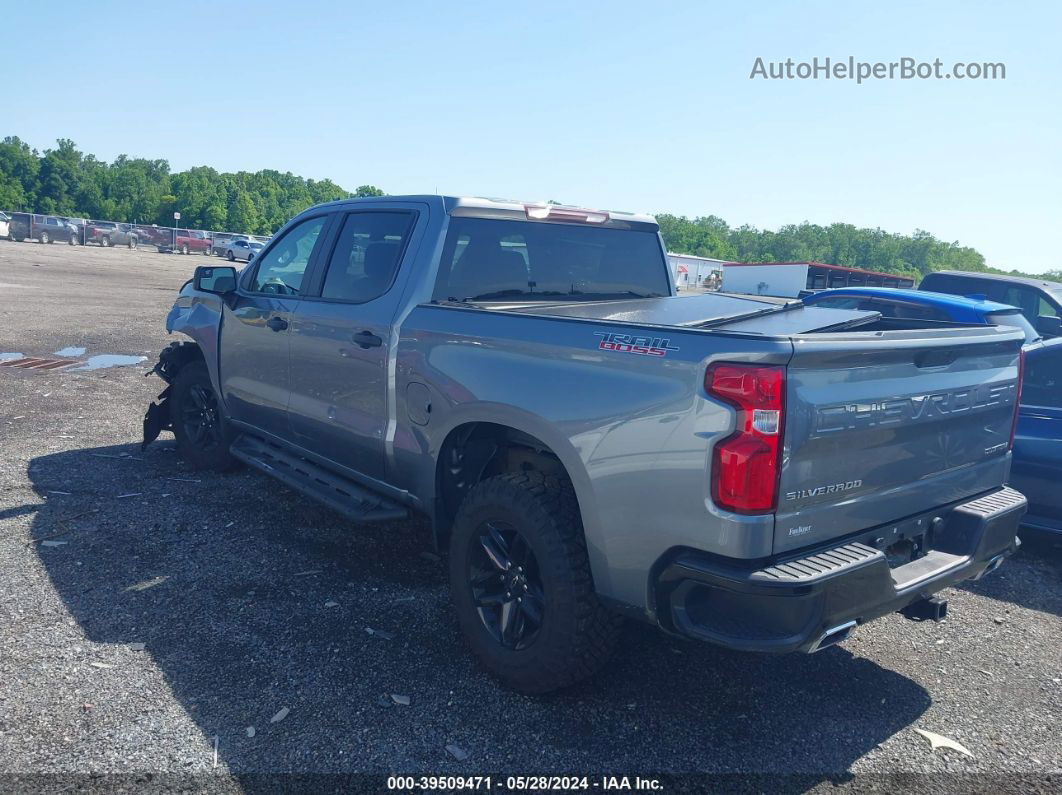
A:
392;305;792;611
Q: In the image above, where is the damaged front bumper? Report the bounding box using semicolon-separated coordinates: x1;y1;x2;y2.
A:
654;487;1026;653
140;341;200;450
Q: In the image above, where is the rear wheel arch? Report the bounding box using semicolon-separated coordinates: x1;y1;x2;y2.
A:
433;421;597;549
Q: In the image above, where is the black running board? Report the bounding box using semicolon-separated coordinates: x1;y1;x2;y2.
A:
230;434;409;523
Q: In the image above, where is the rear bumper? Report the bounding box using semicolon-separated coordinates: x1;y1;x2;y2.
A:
655;487;1026;653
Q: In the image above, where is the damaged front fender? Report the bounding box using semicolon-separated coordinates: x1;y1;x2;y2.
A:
142;386;173;450
141;341;205;450
143;285;229;451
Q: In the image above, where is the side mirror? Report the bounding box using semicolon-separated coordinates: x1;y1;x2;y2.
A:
194;265;237;295
1036;315;1062;337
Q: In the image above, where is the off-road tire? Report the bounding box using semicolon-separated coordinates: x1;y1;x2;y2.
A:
449;472;621;694
100;235;111;247
128;237;137;249
181;243;189;255
170;361;240;471
39;231;51;244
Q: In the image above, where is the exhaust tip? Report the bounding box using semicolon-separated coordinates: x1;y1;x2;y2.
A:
808;620;856;653
974;553;1006;581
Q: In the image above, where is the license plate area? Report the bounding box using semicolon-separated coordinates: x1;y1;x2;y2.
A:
862;515;933;569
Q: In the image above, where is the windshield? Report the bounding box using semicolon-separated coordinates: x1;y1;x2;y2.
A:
433;217;670;302
986;311;1040;343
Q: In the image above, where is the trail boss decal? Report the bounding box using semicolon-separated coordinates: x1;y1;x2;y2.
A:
594;332;680;357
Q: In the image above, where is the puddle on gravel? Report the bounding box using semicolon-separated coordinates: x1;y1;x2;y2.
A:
54;346;87;357
0;352;26;362
69;354;148;371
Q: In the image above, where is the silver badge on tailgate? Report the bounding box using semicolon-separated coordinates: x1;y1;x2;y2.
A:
785;479;863;501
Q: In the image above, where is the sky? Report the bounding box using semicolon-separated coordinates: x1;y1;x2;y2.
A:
5;0;1060;272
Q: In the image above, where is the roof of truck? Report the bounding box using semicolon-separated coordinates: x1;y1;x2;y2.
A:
312;195;659;227
925;270;1062;292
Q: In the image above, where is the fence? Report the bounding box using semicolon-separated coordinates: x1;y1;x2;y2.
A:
1;210;270;255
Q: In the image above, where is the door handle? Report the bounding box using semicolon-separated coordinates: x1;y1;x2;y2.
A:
352;330;383;349
266;316;289;332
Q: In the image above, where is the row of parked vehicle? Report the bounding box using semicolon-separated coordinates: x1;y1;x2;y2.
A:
0;212;266;261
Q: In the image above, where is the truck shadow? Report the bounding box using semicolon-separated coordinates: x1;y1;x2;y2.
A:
27;443;931;782
957;531;1062;617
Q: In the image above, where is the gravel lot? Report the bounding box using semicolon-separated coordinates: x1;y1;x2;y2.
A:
0;240;1059;789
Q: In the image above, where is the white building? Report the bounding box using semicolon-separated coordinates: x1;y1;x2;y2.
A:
667;253;727;290
721;261;915;298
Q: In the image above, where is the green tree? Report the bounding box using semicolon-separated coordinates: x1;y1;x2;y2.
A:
0;136;40;208
228;189;262;234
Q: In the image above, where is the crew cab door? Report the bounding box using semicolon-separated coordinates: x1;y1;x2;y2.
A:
287;205;425;480
218;214;329;433
1011;342;1062;527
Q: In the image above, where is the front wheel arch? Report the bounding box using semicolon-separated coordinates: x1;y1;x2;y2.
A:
170;360;240;471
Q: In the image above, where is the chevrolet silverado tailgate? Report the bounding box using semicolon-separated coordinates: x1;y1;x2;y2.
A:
775;326;1024;553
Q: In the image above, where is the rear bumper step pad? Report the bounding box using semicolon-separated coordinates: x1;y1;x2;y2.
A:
655;487;1026;653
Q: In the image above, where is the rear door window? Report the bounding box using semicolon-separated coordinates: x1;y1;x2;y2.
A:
1023;347;1062;408
922;274;990;299
999;286;1042;324
319;211;415;302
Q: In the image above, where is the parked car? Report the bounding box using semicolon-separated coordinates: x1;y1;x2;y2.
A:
60;218;82;244
7;212;30;241
210;233;250;256
802;287;1041;344
223;238;263;262
9;214;80;245
132;225;172;249
0;211;9;240
141;196;1026;693
86;220;139;248
1011;337;1062;535
920;271;1062;339
159;229;211;255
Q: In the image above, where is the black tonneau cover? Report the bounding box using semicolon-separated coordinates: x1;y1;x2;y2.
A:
495;293;879;334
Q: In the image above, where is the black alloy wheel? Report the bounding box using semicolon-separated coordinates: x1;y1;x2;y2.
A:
180;382;223;453
468;520;545;650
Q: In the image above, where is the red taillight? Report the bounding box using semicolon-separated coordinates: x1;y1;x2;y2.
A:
1009;348;1025;450
707;363;786;514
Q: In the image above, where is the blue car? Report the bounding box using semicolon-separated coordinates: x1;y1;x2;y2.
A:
802;287;1040;343
1012;338;1062;535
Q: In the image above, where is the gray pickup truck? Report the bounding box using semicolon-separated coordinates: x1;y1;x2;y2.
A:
87;221;139;248
142;195;1027;693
